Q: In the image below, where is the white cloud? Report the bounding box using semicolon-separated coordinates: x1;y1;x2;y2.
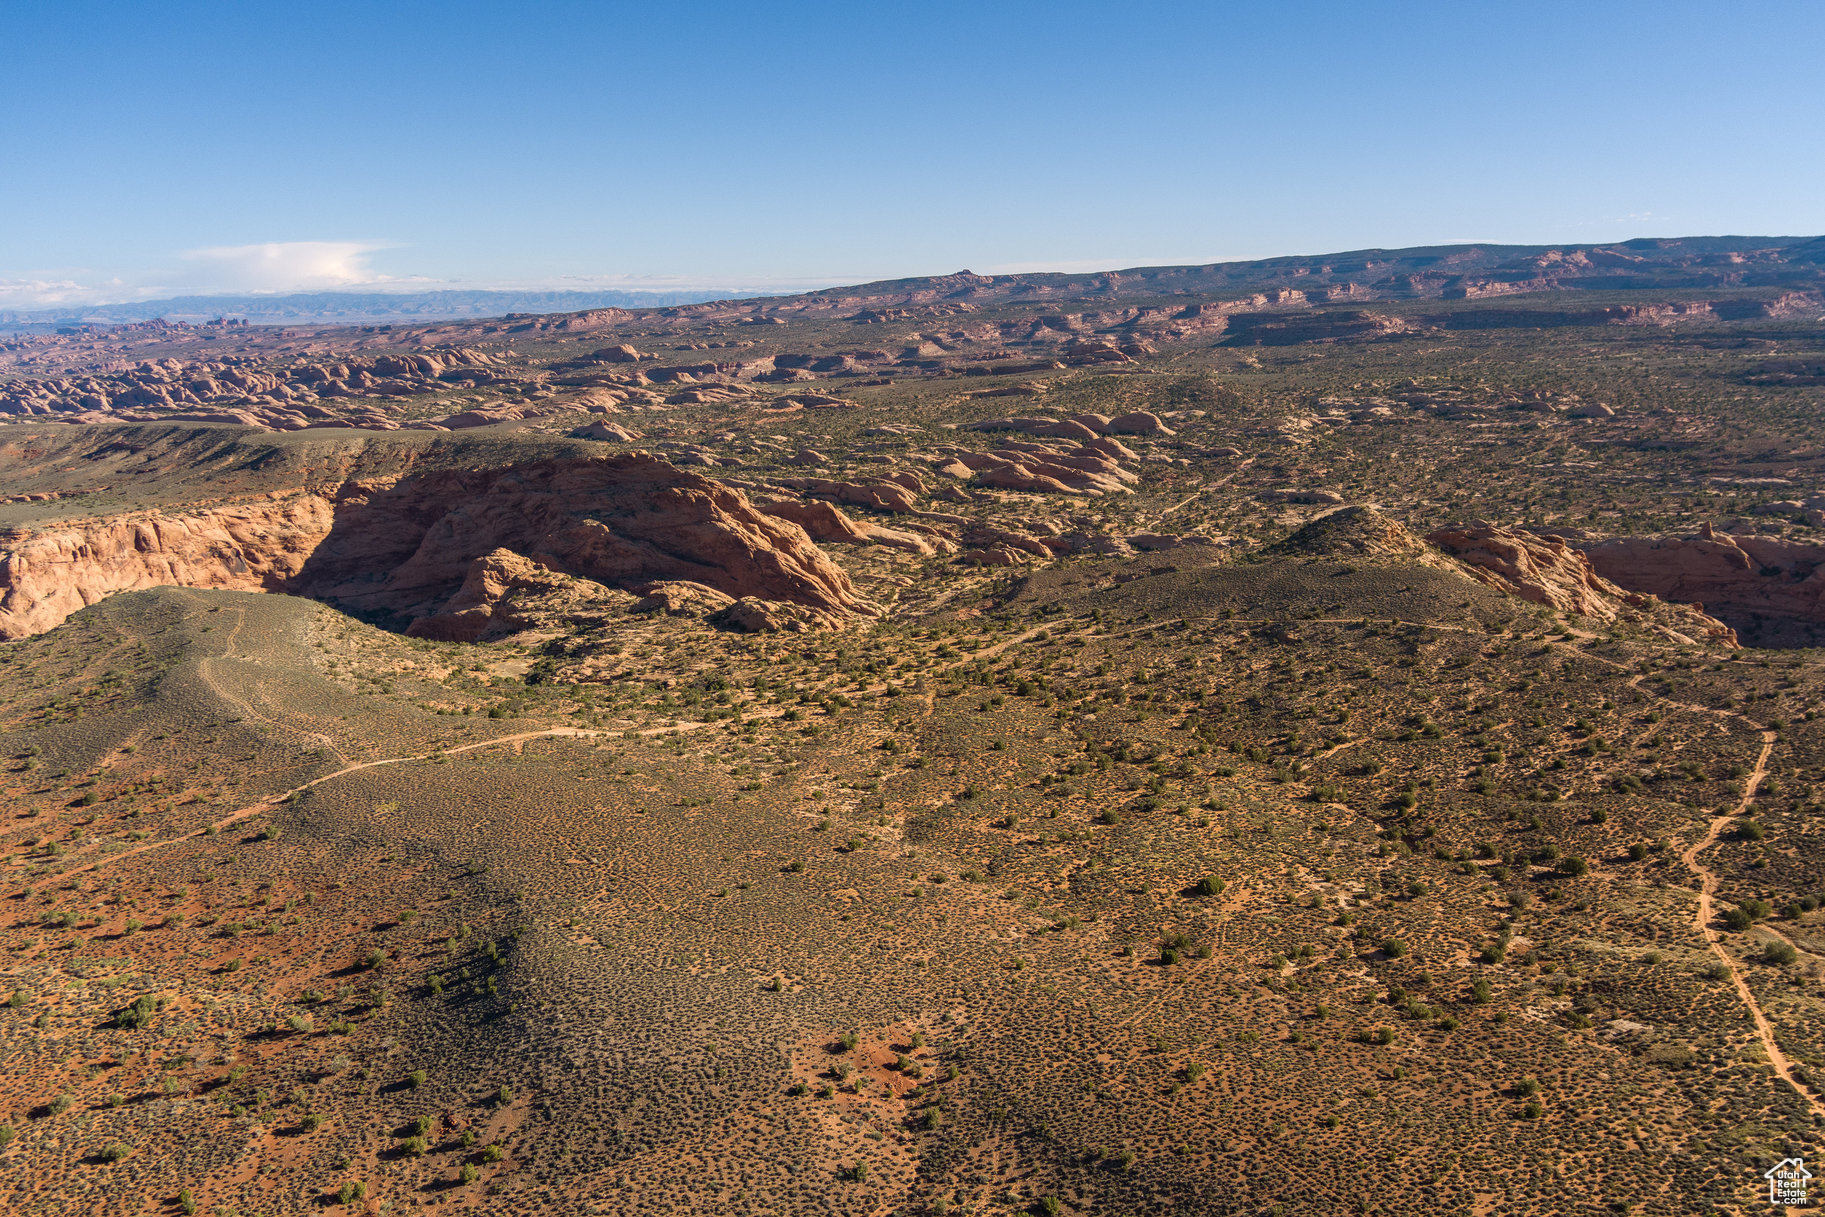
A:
0;278;109;308
177;241;392;293
0;241;396;311
0;242;853;312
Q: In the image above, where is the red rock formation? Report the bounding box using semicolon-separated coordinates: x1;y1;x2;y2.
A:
301;455;872;626
943;442;1136;496
0;455;871;638
759;499;948;555
406;549;628;643
1428;523;1737;644
772;477;923;514
1580;526;1825;629
632;581;737;617
0;496;335;639
1428;525;1633;620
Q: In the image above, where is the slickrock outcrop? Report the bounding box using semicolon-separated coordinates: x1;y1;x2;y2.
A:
0;496;335;639
773;477;923;514
587;344;644;363
405;549;632;643
1264;488;1347;505
1429;523;1738;644
969;417;1101;441
710;597;836;633
631;580;737;617
1428;524;1637;620
0;349;501;426
1106;410;1174;436
300;455;872;628
939;441;1137;496
967;411;1172;440
1579;526;1825;629
571;421;642;442
759;499;948;555
0;455;871;638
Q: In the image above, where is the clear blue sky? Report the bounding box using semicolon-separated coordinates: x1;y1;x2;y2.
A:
3;1;1821;305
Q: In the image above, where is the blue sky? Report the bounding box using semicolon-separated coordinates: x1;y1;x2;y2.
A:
2;1;1820;306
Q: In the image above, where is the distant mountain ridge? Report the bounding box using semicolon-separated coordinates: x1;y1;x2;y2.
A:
774;235;1825;312
5;236;1822;332
0;288;746;328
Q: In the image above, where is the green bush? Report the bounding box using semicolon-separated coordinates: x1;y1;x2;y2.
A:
111;993;159;1029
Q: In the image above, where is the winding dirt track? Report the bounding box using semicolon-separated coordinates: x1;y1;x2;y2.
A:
1678;730;1825;1119
44;599;1825;1118
62;727;611;879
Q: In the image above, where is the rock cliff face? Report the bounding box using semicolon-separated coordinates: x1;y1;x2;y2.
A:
0;454;870;639
1428;524;1738;645
294;454;870;626
1578;526;1825;645
0;496;335;638
1428;525;1636;620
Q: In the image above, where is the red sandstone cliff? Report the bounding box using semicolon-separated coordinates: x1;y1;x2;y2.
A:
0;454;870;639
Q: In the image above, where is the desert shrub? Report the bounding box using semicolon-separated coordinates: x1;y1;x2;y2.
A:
1764;939;1798;966
112;993;159;1029
406;1069;427;1089
99;1142;131;1162
1193;875;1225;897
